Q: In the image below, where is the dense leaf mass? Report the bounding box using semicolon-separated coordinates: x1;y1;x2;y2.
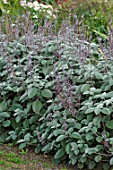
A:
0;1;113;169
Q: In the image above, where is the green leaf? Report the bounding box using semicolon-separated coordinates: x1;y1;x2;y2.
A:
110;157;113;165
101;108;111;115
103;163;110;170
19;91;27;101
17;86;24;92
41;89;53;98
96;136;103;142
88;161;96;169
0;101;7;112
80;156;86;163
96;145;103;151
24;133;31;142
52;157;61;165
54;148;65;159
95;72;103;79
71;142;78;150
77;162;84;169
81;84;90;93
16;115;21;123
109;78;113;86
35;144;41;154
17;139;25;144
86;133;93;141
95;155;101;162
56;134;65;142
43;66;53;76
0;112;10;118
106;91;113;98
19;143;27;150
85;108;94;114
65;143;71;154
0;62;3;70
70;155;77;165
71;132;81;140
28;87;37;99
53;129;64;136
23;119;29;128
92;127;97;133
32;100;42;113
0;133;7;142
93;117;101;127
11;118;18;129
85;148;98;155
94;108;100;115
73;149;79;155
48;45;56;52
93;30;108;40
106;120;113;129
66;128;74;135
42;144;51;152
3;120;11;127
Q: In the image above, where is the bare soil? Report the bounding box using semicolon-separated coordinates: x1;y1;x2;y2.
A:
0;143;76;170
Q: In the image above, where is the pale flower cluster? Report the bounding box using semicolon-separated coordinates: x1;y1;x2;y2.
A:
2;0;8;4
2;0;57;19
20;0;56;18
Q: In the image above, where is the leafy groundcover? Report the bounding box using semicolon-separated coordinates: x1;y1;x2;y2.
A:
0;25;113;170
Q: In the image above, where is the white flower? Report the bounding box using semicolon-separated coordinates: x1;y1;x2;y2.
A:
12;24;16;27
47;10;52;16
33;1;40;7
34;6;40;11
33;15;38;19
40;4;47;8
20;0;26;7
46;5;53;10
53;14;57;19
27;2;34;8
3;0;8;4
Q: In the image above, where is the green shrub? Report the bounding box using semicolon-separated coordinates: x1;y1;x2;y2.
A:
75;0;113;41
36;30;113;169
0;31;55;151
0;16;113;169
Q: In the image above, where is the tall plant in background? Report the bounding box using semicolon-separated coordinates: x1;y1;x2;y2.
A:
0;0;75;38
75;0;113;41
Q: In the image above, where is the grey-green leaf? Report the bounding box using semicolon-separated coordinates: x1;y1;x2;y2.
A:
32;100;42;113
35;144;41;154
0;101;7;112
28;88;37;99
54;148;65;159
110;157;113;165
0;112;10;118
81;84;90;93
3;120;11;127
71;132;81;139
41;89;53;98
95;155;102;162
106;120;113;129
89;161;96;169
19;143;27;150
65;143;71;154
56;135;65;142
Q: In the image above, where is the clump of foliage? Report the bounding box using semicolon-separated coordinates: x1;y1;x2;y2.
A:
0;22;56;150
1;17;113;169
75;0;113;41
1;1;113;169
34;26;113;170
